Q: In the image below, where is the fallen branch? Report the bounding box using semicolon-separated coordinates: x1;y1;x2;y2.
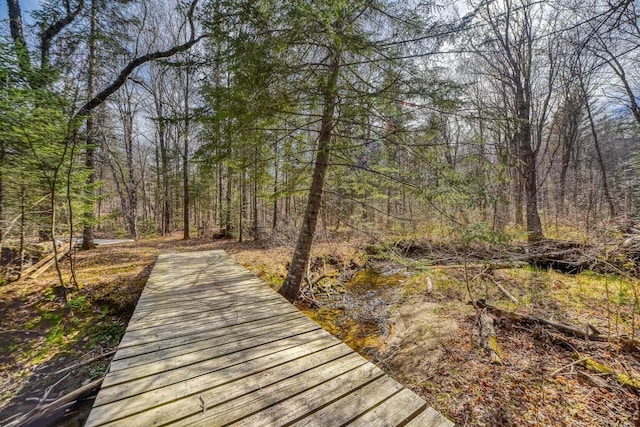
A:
30;242;71;279
489;278;519;303
12;378;103;427
8;372;70;426
420;261;528;271
54;350;116;375
0;330;44;335
474;299;608;342
309;271;338;287
550;357;589;377
18;242;62;279
19;242;71;280
580;357;640;391
577;370;611;389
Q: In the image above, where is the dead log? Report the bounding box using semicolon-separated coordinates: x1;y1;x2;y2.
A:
474;299;608;342
29;242;71;279
18;242;61;278
580;357;640;391
19;242;71;280
476;309;503;364
577;370;611;390
421;261;528;270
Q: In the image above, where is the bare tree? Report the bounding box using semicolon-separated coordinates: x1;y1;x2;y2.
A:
469;0;553;241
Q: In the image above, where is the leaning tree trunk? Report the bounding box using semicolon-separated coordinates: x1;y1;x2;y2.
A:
280;52;340;302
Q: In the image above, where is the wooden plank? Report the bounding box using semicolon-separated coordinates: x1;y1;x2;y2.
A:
404;407;455;427
224;362;387;427
346;388;428;426
137;276;270;297
287;376;404;427
102;328;327;389
127;297;285;331
135;286;273;307
133;283;276;311
113;311;304;361
87;250;453;427
109;316;314;371
92;345;360;427
118;305;300;348
182;357;375;427
135;281;269;303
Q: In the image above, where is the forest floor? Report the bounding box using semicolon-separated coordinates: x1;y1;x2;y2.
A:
0;233;639;426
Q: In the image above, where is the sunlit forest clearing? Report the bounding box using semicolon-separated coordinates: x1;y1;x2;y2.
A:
1;0;640;425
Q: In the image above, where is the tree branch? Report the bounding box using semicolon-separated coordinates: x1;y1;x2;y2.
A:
40;0;85;70
74;0;206;120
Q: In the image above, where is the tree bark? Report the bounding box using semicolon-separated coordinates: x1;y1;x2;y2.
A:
81;0;98;250
183;65;190;240
516;81;544;242
280;52;340;302
581;78;616;218
272;149;278;230
6;0;31;76
123;96;138;238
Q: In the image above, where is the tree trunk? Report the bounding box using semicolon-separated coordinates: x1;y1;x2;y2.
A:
183;66;190;240
6;0;31;77
218;166;223;229
82;0;98;249
253;175;258;237
239;172;245;243
123;97;138;239
19;184;25;274
225;170;232;235
280;52;340;302
581;81;615;219
160;118;170;235
515;84;543;242
272;151;278;230
0;139;4;243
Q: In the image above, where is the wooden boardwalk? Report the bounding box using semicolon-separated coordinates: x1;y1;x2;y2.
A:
85;250;452;426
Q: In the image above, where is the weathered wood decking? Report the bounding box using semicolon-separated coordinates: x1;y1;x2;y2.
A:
86;250;452;426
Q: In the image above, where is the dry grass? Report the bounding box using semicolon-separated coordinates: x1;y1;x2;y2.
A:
1;234;638;426
231;240;640;426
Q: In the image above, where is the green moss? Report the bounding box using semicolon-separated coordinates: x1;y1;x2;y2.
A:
348;269;404;291
89;321;125;347
67;295;89;312
301;307;383;357
400;272;430;300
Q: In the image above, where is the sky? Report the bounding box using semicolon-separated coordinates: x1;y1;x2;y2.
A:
0;0;40;22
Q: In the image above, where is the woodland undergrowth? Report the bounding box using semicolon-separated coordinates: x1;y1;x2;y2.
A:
1;231;639;426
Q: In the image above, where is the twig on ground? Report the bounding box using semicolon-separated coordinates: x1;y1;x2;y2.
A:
550;357;589;377
53;350;117;375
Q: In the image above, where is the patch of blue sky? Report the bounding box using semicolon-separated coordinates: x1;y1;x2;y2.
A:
0;0;40;22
